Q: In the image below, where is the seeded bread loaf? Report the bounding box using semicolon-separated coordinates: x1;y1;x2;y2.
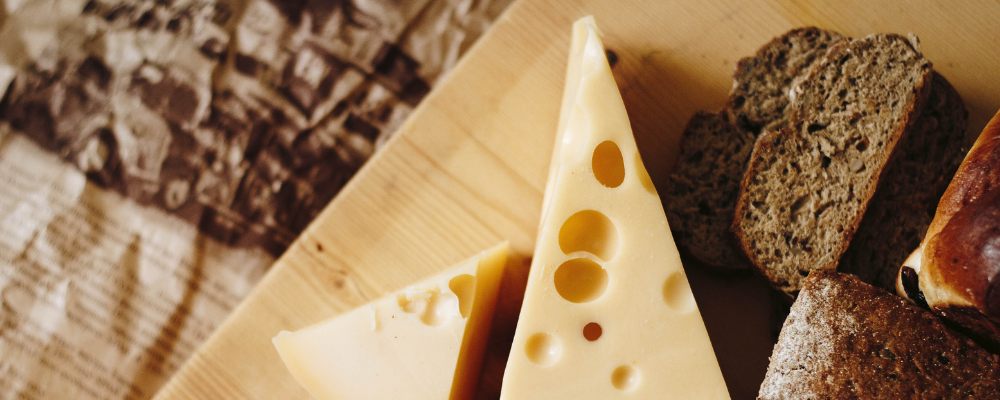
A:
733;33;933;296
665;27;845;271
758;271;1000;399
838;72;968;290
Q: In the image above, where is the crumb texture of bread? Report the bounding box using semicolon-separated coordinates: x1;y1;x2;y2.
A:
733;34;933;295
665;111;755;268
839;72;967;290
730;28;847;132
758;271;1000;399
664;27;844;271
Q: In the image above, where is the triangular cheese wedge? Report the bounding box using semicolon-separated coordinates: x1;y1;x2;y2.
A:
273;243;509;400
499;17;729;399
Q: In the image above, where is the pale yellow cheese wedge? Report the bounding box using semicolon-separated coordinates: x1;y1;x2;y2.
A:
499;17;729;399
273;243;509;400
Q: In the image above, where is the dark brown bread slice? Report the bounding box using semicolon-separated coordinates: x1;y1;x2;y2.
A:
664;110;756;269
839;72;968;290
758;271;1000;399
733;34;933;296
729;27;848;133
664;27;845;271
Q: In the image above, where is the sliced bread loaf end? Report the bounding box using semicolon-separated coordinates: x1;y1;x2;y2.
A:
733;34;933;295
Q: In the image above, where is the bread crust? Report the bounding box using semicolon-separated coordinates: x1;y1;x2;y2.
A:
897;109;1000;351
759;271;1000;399
925;110;1000;237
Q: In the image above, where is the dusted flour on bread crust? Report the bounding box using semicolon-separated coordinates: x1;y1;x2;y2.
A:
759;271;1000;399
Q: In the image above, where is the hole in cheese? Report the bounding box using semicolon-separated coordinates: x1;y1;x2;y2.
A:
611;365;640;391
592;140;625;188
396;288;460;327
583;322;603;341
559;210;619;261
448;274;476;319
524;332;561;366
554;258;609;303
662;272;696;313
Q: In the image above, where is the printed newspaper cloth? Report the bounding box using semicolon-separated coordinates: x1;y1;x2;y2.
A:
0;0;512;399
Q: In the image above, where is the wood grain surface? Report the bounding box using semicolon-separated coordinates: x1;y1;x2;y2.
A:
151;0;1000;399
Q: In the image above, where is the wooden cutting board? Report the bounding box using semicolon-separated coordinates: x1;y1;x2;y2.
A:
152;0;1000;399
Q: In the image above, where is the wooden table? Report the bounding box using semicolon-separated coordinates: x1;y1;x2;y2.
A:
152;0;1000;399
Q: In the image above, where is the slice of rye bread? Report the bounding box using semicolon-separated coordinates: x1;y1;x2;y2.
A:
728;27;848;132
664;27;845;271
664;110;756;269
732;33;933;296
758;271;1000;399
839;72;968;290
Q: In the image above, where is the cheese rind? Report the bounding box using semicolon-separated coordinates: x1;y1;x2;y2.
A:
273;243;509;400
499;17;729;399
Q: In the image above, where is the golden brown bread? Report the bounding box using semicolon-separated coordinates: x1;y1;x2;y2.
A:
923;109;1000;237
897;109;1000;352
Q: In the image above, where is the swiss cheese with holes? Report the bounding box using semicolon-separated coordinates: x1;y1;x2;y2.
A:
273;243;508;400
499;17;729;399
